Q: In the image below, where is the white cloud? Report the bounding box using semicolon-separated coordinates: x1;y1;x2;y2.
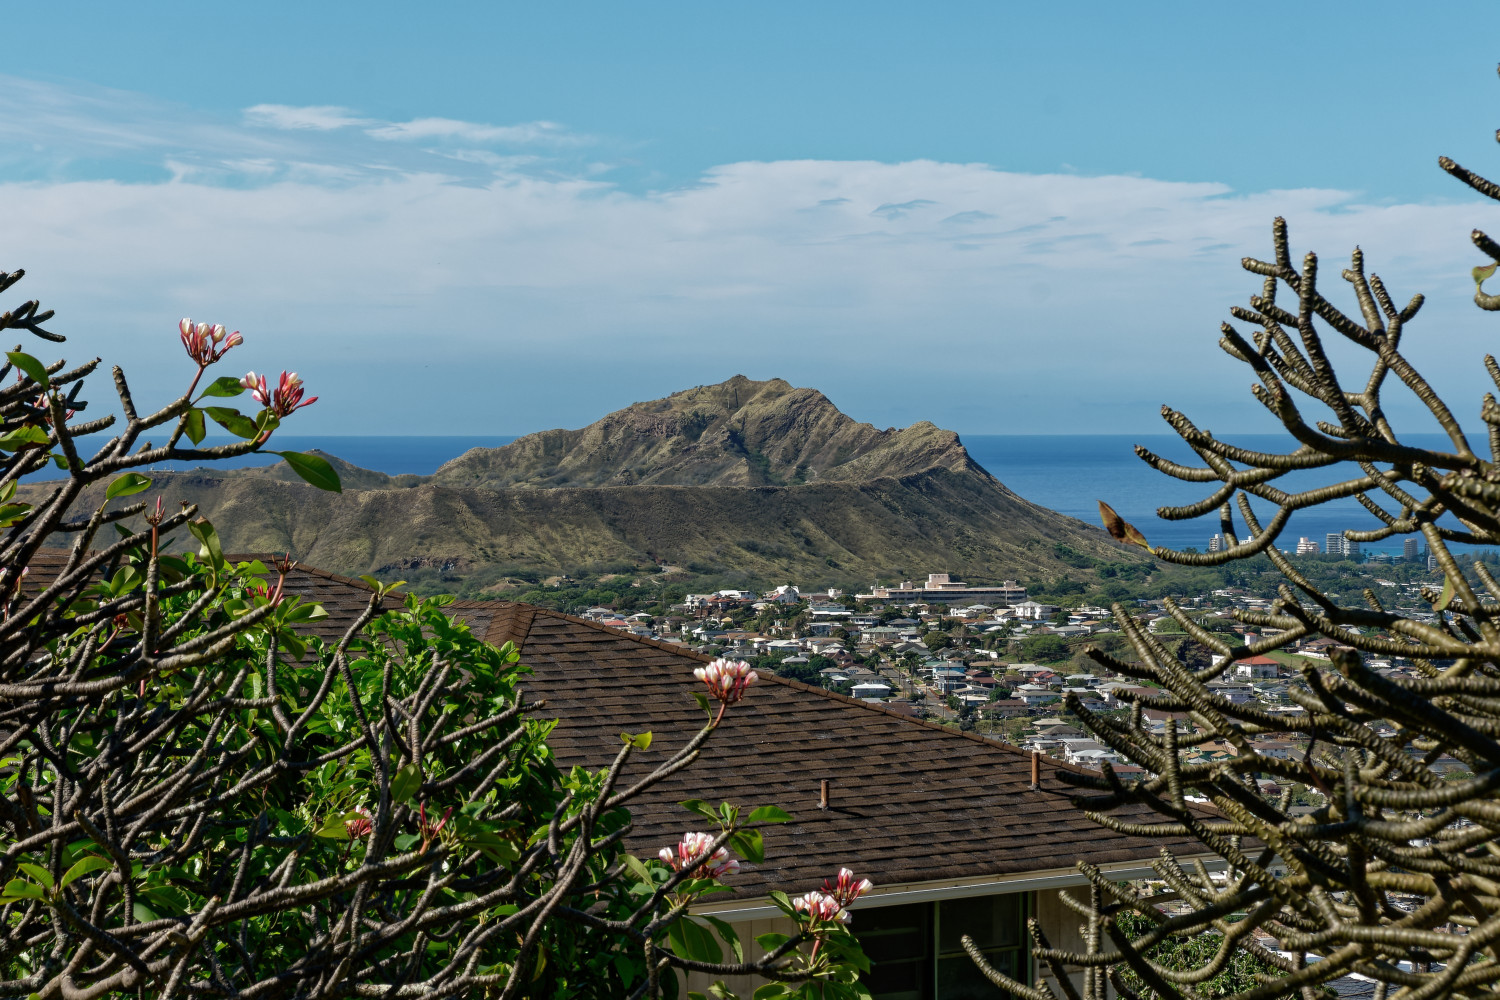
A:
0;75;1493;436
0;76;595;189
364;117;579;146
2;158;1492;437
243;104;373;131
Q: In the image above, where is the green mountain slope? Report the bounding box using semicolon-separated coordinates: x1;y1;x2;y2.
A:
30;376;1144;586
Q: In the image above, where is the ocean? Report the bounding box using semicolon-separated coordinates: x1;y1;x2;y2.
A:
103;432;1468;559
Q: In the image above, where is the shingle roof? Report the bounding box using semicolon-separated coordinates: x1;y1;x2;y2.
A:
259;563;1184;896
24;550;1186;897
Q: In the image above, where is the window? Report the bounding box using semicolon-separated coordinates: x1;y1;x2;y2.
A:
859;902;932;999
859;894;1029;1000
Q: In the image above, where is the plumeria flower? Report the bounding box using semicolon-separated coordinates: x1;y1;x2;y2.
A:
33;394;74;424
820;867;874;908
791;890;850;924
179;318;242;368
694;658;759;706
346;807;373;840
658;831;740;879
241;370;317;418
246;579;285;607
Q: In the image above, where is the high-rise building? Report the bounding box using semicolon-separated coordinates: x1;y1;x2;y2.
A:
1403;537;1420;561
1208;534;1225;553
1346;538;1361;559
1296;537;1321;555
1325;533;1346;557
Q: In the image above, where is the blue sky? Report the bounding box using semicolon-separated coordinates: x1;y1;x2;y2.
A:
3;1;1500;435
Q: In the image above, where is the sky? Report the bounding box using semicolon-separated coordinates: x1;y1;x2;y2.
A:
3;2;1500;435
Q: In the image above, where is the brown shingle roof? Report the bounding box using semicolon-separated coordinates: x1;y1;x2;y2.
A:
24;550;1186;896
263;563;1183;896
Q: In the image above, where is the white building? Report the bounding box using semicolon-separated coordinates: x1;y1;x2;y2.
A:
857;574;1027;606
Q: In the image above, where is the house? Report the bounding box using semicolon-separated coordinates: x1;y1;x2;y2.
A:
765;585;802;605
1206;680;1255;705
851;681;893;701
1011;601;1060;620
1232;655;1282;680
203;557;1212;1000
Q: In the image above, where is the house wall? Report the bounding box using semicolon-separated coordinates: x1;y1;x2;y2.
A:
1035;887;1110;999
682;884;1129;998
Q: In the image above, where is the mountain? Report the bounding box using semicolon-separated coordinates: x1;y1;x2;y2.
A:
31;377;1145;587
428;376;973;488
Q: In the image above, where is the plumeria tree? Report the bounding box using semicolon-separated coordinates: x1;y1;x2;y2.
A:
0;274;869;998
964;66;1500;1000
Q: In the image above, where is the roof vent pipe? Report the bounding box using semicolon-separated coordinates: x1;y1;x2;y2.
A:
819;779;830;811
1030;751;1041;791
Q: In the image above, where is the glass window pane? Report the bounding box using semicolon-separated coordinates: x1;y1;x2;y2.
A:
857;903;931;1000
937;948;1020;1000
938;894;1024;955
858;903;930;962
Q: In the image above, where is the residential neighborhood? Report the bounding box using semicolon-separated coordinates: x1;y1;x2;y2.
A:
568;568;1471;806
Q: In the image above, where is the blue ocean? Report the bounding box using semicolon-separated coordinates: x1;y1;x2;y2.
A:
102;432;1468;558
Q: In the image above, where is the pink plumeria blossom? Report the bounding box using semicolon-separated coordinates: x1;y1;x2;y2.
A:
242;370;317;418
346;807;373;840
694;658;759;706
658;831;740;880
820;868;874;908
792;890;850;924
179;318;242;367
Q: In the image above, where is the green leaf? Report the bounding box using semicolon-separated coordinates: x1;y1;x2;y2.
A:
204;406;261;440
621;853;653;885
183;408;206;445
667;917;722;965
1476;262;1498;288
620;730;653;750
0;425;49;452
60;855;112;889
105;473;152;501
691;690;713;719
751;987;793;1000
679;798;719;822
274;451;342;493
282;600;329;623
0;503;31;528
728;828;764;865
394;833;420;851
767;890;796;918
1437;574;1456;612
753;930;789;951
132;901;158;923
188;518;224;571
313;815;350;839
6;352;49;388
701;915;743;964
16;864;52;890
391;762;422;804
747;805;793;825
108;564;142;597
1;878;43;900
201;376;246;398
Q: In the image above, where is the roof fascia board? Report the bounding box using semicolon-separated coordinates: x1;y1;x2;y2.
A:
693;856;1228;922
